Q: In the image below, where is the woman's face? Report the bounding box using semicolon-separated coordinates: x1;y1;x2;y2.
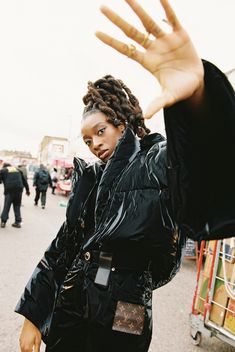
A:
81;111;124;162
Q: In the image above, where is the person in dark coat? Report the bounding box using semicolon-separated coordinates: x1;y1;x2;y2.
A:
18;161;28;181
16;1;235;351
33;164;52;209
0;162;30;228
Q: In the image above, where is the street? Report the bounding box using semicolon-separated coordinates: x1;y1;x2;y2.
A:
0;183;235;351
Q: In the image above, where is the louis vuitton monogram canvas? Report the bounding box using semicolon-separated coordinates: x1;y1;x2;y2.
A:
112;300;145;335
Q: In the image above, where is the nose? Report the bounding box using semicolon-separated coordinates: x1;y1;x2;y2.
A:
92;136;102;151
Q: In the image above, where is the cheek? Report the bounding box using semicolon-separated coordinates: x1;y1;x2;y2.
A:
111;133;121;145
105;128;122;149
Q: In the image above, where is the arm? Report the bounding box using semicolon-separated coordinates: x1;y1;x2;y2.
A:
95;0;204;115
48;173;53;188
164;61;235;241
33;171;37;187
16;160;87;342
95;0;235;241
15;222;73;340
19;169;30;195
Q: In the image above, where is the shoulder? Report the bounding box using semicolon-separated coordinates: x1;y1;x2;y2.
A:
139;133;167;159
73;157;101;178
17;167;23;174
140;132;166;150
139;134;168;186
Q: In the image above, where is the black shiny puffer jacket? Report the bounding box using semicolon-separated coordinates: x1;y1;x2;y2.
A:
0;166;28;194
15;61;235;345
16;129;182;343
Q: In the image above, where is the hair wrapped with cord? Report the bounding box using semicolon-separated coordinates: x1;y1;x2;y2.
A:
82;75;150;138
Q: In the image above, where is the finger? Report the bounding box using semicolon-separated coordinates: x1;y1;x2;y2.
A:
160;0;182;31
95;31;144;63
144;92;174;119
34;339;41;352
125;0;165;38
99;6;151;49
144;97;166;119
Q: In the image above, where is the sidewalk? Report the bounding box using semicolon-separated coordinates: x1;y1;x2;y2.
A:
0;183;234;351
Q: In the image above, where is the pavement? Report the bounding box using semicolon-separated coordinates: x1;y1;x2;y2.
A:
0;182;235;351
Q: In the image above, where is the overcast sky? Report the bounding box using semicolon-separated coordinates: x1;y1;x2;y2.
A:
0;0;235;157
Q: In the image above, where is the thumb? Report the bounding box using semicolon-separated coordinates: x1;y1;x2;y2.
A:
144;91;174;119
34;337;41;352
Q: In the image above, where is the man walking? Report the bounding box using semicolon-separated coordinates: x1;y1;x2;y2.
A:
18;161;28;181
33;164;52;209
0;162;30;228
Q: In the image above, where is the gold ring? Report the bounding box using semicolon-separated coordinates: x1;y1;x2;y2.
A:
126;44;136;58
140;32;150;47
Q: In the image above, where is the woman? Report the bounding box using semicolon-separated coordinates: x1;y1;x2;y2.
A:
16;1;235;351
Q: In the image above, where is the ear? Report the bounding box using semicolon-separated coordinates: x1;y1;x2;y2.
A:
119;124;125;134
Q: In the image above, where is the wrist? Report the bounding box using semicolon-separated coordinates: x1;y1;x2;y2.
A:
189;81;205;106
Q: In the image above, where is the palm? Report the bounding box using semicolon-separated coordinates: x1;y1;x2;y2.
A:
96;0;204;118
141;29;203;113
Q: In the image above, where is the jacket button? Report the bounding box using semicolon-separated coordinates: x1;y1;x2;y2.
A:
80;219;85;229
84;252;91;261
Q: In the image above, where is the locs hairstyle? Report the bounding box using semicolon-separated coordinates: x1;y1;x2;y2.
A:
82;75;150;138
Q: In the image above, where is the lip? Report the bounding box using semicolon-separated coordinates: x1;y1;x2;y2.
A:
98;149;109;161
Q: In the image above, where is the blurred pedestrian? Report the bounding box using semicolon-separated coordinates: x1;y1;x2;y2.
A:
64;166;73;180
0;162;30;228
33;164;52;209
50;168;58;195
18;161;28;207
18;161;28;181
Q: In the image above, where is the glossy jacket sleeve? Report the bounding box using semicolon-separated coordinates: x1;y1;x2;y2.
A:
14;158;87;339
14;222;75;338
164;60;235;241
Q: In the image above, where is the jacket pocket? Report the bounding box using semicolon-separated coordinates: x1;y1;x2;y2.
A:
85;268;152;326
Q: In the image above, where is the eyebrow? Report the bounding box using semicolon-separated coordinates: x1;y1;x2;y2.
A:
82;122;106;140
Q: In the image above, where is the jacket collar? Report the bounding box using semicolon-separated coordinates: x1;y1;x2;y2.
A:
96;129;166;206
110;127;140;161
99;127;140;187
95;128;140;225
67;129;143;232
66;157;103;232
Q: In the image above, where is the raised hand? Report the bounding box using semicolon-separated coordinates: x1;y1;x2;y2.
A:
95;0;204;118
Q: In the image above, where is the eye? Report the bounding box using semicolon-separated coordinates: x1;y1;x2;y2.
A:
97;127;106;136
84;139;91;147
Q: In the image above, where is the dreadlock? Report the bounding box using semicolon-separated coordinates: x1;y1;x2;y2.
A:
82;75;150;138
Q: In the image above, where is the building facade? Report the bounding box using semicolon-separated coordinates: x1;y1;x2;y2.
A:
39;136;69;166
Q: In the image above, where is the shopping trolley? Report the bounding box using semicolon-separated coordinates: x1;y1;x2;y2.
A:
190;238;235;347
